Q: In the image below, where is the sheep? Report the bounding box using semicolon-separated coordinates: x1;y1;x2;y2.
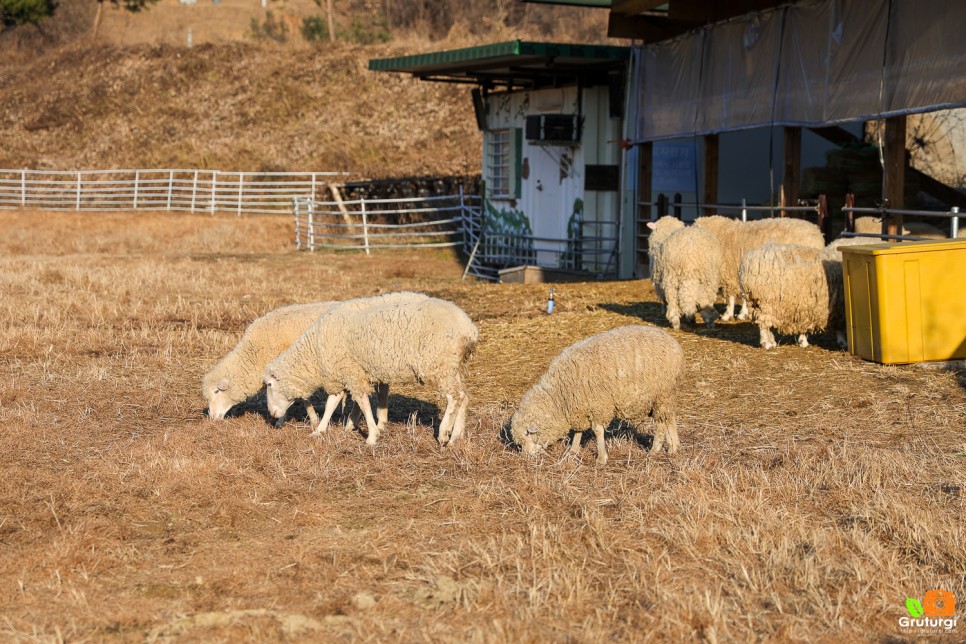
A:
738;237;871;350
853;216;949;239
694;215;825;321
647;217;722;329
510;325;684;465
645;215;685;284
202;292;427;428
202;301;337;423
263;295;478;447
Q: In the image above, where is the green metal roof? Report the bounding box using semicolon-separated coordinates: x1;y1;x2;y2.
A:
368;40;629;89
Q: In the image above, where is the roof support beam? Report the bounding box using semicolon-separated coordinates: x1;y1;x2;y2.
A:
612;0;667;15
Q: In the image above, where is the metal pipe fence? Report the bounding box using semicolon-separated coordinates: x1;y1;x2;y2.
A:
841;204;961;240
0;169;349;214
294;191;482;254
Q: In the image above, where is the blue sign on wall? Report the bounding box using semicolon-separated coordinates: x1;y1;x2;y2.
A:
653;141;697;193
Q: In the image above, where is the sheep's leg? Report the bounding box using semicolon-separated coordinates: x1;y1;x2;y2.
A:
445;390;469;445
306;403;320;427
274;409;288;428
736;297;750;320
592;423;608;466
701;306;718;328
665;301;681;331
436;392;458;446
836;330;848;349
344;396;361;432
353;391;381;445
376;383;390;431
310;392;346;436
797;334;809;348
758;325;777;350
721;295;736;321
567;431;583;458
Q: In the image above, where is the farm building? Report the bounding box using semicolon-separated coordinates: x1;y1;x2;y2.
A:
371;0;966;279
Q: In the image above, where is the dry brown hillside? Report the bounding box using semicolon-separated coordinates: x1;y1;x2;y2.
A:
0;0;614;179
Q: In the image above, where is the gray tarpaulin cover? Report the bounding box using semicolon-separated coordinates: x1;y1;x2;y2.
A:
632;0;966;142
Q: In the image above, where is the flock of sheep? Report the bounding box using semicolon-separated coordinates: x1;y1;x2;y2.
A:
202;292;682;463
200;213;885;462
648;213;870;350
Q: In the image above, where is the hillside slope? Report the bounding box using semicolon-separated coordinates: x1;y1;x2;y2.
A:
0;41;482;178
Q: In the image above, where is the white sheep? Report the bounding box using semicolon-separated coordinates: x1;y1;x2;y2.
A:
510;325;684;465
202;301;337;423
853;216;950;239
647;217;722;329
263;295;478;446
738;237;870;350
694;215;826;320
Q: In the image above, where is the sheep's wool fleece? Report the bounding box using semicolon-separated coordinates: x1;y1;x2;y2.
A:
268;295;477;402
511;325;684;448
202;301;336;404
739;243;840;336
694;215;825;299
652;225;722;317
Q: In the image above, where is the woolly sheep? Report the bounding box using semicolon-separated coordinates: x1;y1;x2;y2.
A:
510;325;684;465
645;215;685;283
853;216;950;239
202;301;337;423
694;215;825;320
263;295;478;446
647;217;722;329
738;237;870;350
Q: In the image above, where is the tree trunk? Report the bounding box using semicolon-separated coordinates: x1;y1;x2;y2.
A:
326;0;335;42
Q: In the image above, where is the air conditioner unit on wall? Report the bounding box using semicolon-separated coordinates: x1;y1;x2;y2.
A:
525;114;582;146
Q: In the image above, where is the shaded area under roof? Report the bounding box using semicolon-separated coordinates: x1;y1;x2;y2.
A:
368;40;629;90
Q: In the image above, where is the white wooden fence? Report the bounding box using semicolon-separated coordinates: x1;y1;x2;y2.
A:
294;190;481;253
0;169;349;214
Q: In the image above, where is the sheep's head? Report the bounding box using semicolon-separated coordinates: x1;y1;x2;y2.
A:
203;373;237;420
263;370;293;419
509;409;545;457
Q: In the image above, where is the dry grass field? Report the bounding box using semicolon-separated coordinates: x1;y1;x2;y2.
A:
0;210;963;642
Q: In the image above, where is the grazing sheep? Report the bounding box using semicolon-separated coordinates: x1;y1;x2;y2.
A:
738;237;871;350
263;295;478;447
202;301;337;423
694;215;825;320
510;325;684;465
648;217;722;329
853;216;949;239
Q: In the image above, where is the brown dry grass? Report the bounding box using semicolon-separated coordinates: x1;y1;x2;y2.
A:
0;210;963;642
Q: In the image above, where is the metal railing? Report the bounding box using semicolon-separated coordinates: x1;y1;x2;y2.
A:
0;169;350;214
841;202;961;241
294;190;481;254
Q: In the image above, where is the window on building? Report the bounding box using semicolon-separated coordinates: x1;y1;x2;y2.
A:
485;128;521;199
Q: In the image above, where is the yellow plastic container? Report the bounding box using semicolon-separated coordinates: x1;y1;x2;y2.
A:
841;239;966;364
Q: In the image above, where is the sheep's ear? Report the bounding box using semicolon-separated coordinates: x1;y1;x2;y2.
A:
646;221;657;230
216;379;229;392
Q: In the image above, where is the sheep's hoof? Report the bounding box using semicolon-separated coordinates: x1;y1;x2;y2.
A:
761;342;777;350
797;335;809;348
720;313;734;322
737;312;750;321
309;427;327;437
595;453;608;466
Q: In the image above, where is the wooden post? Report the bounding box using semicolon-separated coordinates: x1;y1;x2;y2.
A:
817;194;829;241
703;133;719;214
781;127;801;217
21;170;26;207
883;115;906;237
845;193;856;232
237;174;244;217
133;170;140;210
636;141;653;275
76;172;81;211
